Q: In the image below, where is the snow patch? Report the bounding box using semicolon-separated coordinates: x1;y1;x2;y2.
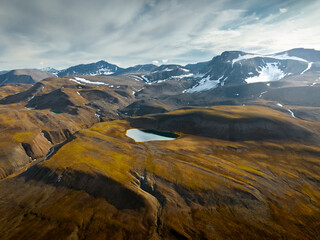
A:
179;67;190;72
269;53;308;62
301;62;313;74
141;75;150;82
70;77;107;85
26;95;35;102
277;103;283;107
171;73;194;79
133;75;142;81
287;109;296;118
232;53;308;64
186;75;225;93
245;63;286;83
89;67;114;76
259;91;268;98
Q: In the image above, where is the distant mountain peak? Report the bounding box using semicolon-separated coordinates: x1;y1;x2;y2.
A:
57;60;122;77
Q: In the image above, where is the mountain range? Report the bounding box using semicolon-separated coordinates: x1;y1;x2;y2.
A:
2;47;319;90
0;47;320;239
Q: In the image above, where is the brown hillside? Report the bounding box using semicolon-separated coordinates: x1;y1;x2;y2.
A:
0;106;319;239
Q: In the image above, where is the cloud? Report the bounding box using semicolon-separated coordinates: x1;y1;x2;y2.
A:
0;0;319;70
162;59;168;63
279;8;288;14
152;60;159;65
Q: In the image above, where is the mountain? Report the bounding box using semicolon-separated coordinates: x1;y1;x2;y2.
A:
40;67;58;73
114;64;158;75
57;60;123;77
141;64;195;83
184;60;210;74
0;69;55;85
185;48;320;92
274;48;320;62
0;70;9;75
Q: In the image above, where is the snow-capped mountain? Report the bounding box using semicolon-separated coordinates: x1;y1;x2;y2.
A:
141;64;196;83
0;71;9;75
57;60;123;77
186;48;320;93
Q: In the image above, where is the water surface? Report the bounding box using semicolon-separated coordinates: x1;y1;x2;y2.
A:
126;129;178;142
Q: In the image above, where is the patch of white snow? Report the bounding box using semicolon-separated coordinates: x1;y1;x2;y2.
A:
26;95;35;102
232;53;308;65
301;62;313;74
259;91;268;98
186;75;224;93
277;103;283;107
245;63;286;84
287;109;296;118
70;77;107;85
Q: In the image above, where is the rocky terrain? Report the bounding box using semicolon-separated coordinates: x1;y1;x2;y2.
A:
0;48;319;239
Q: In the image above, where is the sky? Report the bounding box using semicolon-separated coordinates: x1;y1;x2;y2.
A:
0;0;319;70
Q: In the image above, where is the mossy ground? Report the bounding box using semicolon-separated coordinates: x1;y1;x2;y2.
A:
10;106;318;239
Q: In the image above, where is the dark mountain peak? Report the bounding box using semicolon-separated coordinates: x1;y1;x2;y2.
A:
57;60;122;77
220;50;248;57
210;51;249;64
96;60;108;64
155;64;186;71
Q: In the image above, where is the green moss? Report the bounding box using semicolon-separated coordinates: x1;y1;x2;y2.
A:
238;164;264;176
13;131;35;142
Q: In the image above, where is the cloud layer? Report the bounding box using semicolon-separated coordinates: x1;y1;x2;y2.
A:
0;0;319;70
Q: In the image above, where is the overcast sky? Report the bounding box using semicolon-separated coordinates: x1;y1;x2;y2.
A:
0;0;319;70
